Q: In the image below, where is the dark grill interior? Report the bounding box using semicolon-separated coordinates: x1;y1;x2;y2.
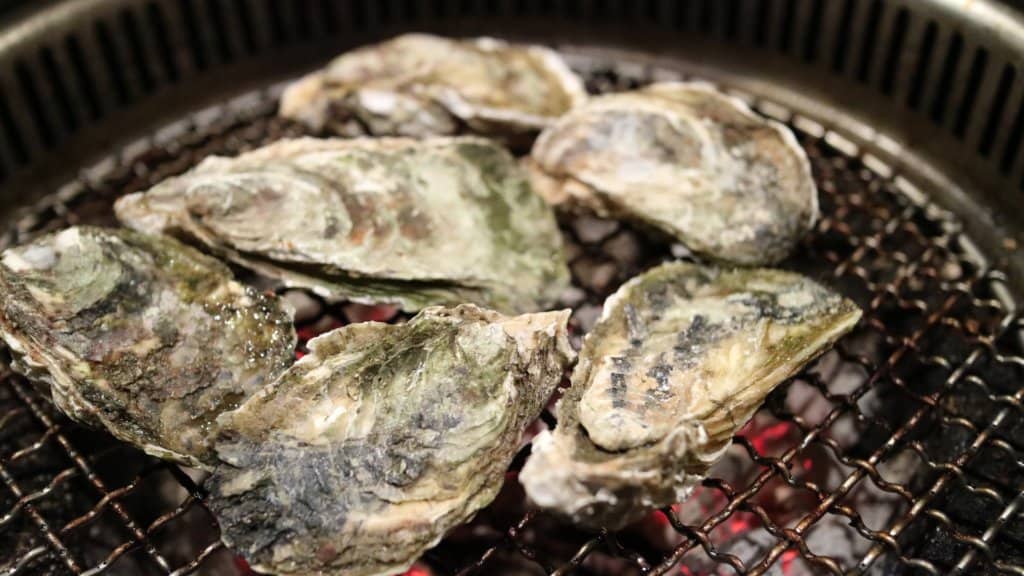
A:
1;58;1023;575
3;0;1024;574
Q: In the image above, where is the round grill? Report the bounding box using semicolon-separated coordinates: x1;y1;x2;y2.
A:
1;1;1024;575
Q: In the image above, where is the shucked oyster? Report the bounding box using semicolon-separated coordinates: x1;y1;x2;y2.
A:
520;262;860;529
0;227;295;467
115;137;570;314
279;33;587;142
208;304;573;576
528;82;818;265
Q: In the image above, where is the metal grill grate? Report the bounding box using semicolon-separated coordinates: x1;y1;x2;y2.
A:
2;61;1024;576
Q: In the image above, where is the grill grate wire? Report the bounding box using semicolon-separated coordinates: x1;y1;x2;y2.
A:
1;63;1023;576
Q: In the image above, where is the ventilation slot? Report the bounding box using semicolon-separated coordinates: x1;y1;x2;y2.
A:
39;48;78;133
320;0;338;35
777;0;797;54
672;0;688;31
722;0;739;39
753;0;772;46
146;2;179;82
0;87;29;165
266;0;289;45
205;0;234;61
698;0;715;35
801;0;825;62
119;9;156;94
1000;95;1024;174
179;0;209;70
431;0;449;19
402;0;420;21
94;21;131;106
64;35;102;120
351;0;368;30
953;48;988;139
855;0;883;82
879;8;909;94
978;64;1015;158
929;32;964;125
14;62;55;148
906;21;937;110
295;0;312;37
831;0;857;73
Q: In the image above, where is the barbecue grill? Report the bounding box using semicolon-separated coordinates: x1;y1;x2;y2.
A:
2;0;1024;574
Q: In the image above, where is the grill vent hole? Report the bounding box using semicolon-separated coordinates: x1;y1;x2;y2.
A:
178;0;209;70
953;48;988;139
39;47;79;132
94;21;131;106
879;8;909;95
0;87;29;165
205;0;234;62
63;35;103;120
906;20;938;109
119;9;156;93
723;0;739;39
929;31;964;125
831;0;856;73
351;0;368;30
146;2;179;81
13;61;55;148
319;0;339;35
295;0;312;37
778;0;797;54
802;0;825;62
999;95;1024;174
266;0;289;45
754;0;772;46
855;0;883;82
672;0;688;31
698;0;715;35
978;63;1015;157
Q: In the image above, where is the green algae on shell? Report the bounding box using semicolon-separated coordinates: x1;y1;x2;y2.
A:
114;136;570;314
208;304;573;576
520;261;861;529
0;226;296;468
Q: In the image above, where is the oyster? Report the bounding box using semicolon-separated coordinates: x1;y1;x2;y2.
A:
207;304;573;576
527;82;818;265
279;33;587;142
115;136;570;314
520;261;860;529
0;227;296;467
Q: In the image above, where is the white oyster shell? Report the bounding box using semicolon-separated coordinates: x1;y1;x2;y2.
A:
520;261;860;529
280;33;587;142
528;82;818;265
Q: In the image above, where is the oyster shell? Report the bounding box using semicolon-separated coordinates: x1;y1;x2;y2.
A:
0;227;296;467
527;82;818;265
280;34;586;142
207;304;573;576
520;261;860;529
115;136;570;314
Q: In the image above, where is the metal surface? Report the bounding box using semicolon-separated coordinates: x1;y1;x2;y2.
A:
0;0;1023;575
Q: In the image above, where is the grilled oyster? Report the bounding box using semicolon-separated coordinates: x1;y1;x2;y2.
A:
208;304;573;576
0;227;296;467
520;262;860;529
115;137;570;314
279;33;586;142
527;82;818;265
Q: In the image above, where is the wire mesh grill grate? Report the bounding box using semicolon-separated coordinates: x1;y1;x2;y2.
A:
1;60;1024;576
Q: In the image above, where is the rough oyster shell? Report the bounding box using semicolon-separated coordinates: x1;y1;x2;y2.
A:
520;262;860;529
527;82;818;265
207;304;573;576
0;227;296;468
115;136;570;314
279;33;587;142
